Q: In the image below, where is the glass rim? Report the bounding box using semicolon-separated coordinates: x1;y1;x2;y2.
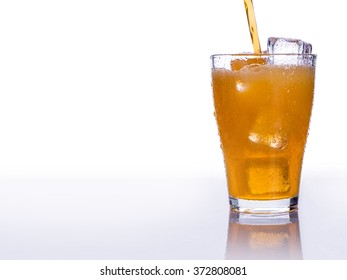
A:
211;53;317;59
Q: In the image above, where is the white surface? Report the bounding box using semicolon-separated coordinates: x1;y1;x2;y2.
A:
0;0;346;260
0;166;346;260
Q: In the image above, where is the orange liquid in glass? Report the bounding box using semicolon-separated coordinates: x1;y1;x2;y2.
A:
212;60;315;200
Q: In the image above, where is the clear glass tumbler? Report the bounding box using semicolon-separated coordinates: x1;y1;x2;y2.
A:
211;54;316;213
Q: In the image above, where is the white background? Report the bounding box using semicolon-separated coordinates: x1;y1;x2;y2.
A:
0;0;346;260
1;0;345;178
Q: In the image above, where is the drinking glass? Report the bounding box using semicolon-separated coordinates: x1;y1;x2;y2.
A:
211;54;316;213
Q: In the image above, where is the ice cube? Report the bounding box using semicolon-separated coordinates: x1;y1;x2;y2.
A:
231;58;267;71
267;37;312;54
248;112;288;150
267;37;312;65
249;132;287;149
246;157;290;195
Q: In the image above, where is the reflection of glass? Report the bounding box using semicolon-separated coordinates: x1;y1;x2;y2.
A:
225;211;302;259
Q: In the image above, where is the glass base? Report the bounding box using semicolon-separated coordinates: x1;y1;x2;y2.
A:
229;196;298;214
